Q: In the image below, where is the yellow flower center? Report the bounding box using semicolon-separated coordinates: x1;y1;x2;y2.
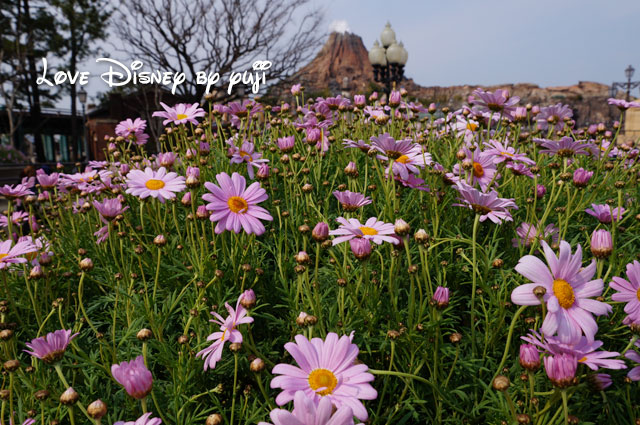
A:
308;368;338;396
636;288;640;302
145;179;165;190
227;196;248;214
579;356;587;363
553;279;575;309
221;329;227;342
472;162;484;178
501;151;514;157
239;150;253;161
0;253;7;261
176;114;188;120
467;122;478;131
396;155;410;164
359;226;378;236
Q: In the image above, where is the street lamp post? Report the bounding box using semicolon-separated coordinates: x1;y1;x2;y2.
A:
77;88;89;162
625;65;635;101
610;65;639;101
368;22;408;98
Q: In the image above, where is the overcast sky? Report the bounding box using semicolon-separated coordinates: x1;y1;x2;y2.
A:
319;0;640;88
59;0;640;108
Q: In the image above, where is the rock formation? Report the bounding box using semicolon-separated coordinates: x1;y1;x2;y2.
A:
294;32;621;126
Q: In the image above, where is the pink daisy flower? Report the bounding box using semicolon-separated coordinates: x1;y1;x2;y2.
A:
452;145;498;191
625;341;640;381
270;332;377;422
469;88;520;119
369;133;416;160
227;140;269;180
522;331;625;370
585;203;625;224
24;329;79;364
125;167;186;203
607;98;640;110
114;413;162;425
452;115;480;143
483;140;535;165
512;222;559;248
115;118;147;137
202;172;273;235
511;240;611;343
329;217;398;246
93;198;129;221
536;103;573;131
534;136;594;157
196;293;254;371
544;353;577;388
452;182;517;224
36;171;59;189
0;184;34;199
610;260;640;318
0;239;37;269
152;102;205;126
259;391;358;425
333;191;372;212
0;211;29;228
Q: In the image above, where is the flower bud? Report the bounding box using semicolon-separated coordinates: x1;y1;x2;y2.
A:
590;229;612;259
137;328;152;341
206;414;223;425
249;358;265;373
3;359;19;372
87;399;107;419
181;192;192;207
432;286;449;309
492;375;510;391
29;265;44;279
414;229;429;244
153;234;167;247
394;219;410;236
312;222;329;242
240;289;256;309
295;251;310;264
60;387;79;405
79;258;94;271
519;344;540;371
344;161;358;177
229;342;242;353
349;238;371;260
296;312;309;327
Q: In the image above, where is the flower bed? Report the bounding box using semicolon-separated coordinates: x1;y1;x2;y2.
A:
0;91;638;424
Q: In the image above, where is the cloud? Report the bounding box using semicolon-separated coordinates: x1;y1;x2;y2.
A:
329;20;350;34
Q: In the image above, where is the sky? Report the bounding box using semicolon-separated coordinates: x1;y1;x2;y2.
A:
53;0;640;108
318;0;640;88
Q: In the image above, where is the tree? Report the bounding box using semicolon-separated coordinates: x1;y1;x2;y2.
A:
115;0;324;103
51;0;111;161
1;0;59;162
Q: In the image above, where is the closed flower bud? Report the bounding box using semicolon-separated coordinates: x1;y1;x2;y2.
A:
185;175;200;188
572;168;593;188
249;358;265;373
206;414;223;425
590;229;612;259
492;375;510;391
153;234;167;247
312;222;329;242
34;389;50;401
87;399;107;419
60;387;79;405
414;229;429;244
456;149;466;160
29;266;44;279
519;344;540;371
296;312;309;327
349;238;371;260
344;161;358;177
79;258;94;271
394;219;410;236
229;342;242;353
136;328;152;341
295;251;310;264
257;163;270;181
0;329;13;341
533;285;546;298
301;183;313;193
305;314;318;326
449;332;462;344
240;289;256;309
181;192;192;206
432;286;450;309
3;359;19;372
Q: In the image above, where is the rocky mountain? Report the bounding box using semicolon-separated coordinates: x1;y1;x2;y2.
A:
294;32;620;126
